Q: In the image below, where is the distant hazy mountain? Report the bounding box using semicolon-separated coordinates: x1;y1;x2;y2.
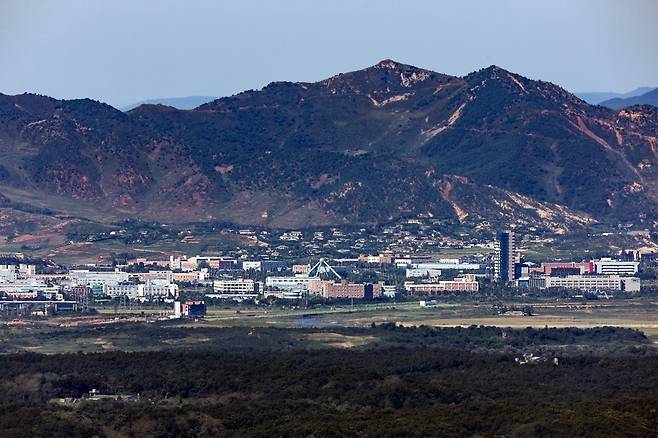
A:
120;95;217;111
600;88;658;109
576;87;653;105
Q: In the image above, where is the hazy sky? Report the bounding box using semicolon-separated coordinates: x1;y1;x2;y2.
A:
1;0;657;107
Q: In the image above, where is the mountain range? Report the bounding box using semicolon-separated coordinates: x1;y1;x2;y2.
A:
0;60;657;241
600;88;658;110
576;87;654;105
120;96;217;112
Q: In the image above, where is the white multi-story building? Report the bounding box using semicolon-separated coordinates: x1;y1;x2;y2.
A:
134;270;174;282
381;285;397;298
142;279;179;301
18;264;36;276
359;254;393;264
621;277;641;292
0;279;61;299
280;231;303;241
168;256;198;272
405;274;479;294
0;267;18;282
241;261;262;271
594;258;639;276
265;275;319;291
104;283;141;300
292;264;310;274
104;280;179;301
263;289;305;300
70;270;129;287
210;279;261;300
540;274;640;291
406;268;442;278
0;264;37;281
409;261;480;271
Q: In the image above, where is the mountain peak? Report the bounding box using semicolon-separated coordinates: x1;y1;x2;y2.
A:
373;59;403;70
463;65;536;96
313;59;450;96
469;64;515;79
369;59;436;76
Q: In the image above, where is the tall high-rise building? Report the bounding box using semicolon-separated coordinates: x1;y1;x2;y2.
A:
494;231;516;283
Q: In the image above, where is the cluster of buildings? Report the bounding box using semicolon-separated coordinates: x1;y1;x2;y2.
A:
0;263;62;299
0;259;182;309
494;231;643;292
213;259;393;301
0;231;653;317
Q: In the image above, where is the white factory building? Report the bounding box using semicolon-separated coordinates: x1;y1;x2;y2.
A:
103;280;179;302
405;268;442;278
209;279;261;300
539;275;640;292
265;275;319;291
70;270;130;286
594;258;639;276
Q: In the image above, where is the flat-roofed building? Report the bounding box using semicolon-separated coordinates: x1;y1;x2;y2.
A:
135;271;173;282
265;275;320;291
172;271;205;283
210;279;261;300
359;254;393;264
174;300;206;318
406;268;442;278
142;280;179;301
104;283;140;299
0;279;61;298
261;260;288;272
381;285;397;298
535;262;594;275
405;274;479;294
126;257;171;268
70;270;129;287
410;261;480;271
263;289;305;300
319;280;383;299
621;277;641;292
241;261;262;271
104;280;178;301
0;267;17;282
594;258;639;276
494;231;516;283
292;264;310;274
544;275;623;290
193;256;238;270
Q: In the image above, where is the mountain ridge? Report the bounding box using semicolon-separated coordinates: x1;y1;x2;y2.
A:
0;60;656;237
120;95;217;111
576;87;655;105
600;88;658;109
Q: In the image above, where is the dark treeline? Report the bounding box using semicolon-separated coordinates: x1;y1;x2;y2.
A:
0;323;651;356
0;326;657;436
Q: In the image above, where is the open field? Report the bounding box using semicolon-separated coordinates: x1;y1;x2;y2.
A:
189;299;658;341
2;298;658;354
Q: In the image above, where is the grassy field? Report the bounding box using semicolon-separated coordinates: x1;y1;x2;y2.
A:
0;299;658;354
2;298;656;355
190;299;658;341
